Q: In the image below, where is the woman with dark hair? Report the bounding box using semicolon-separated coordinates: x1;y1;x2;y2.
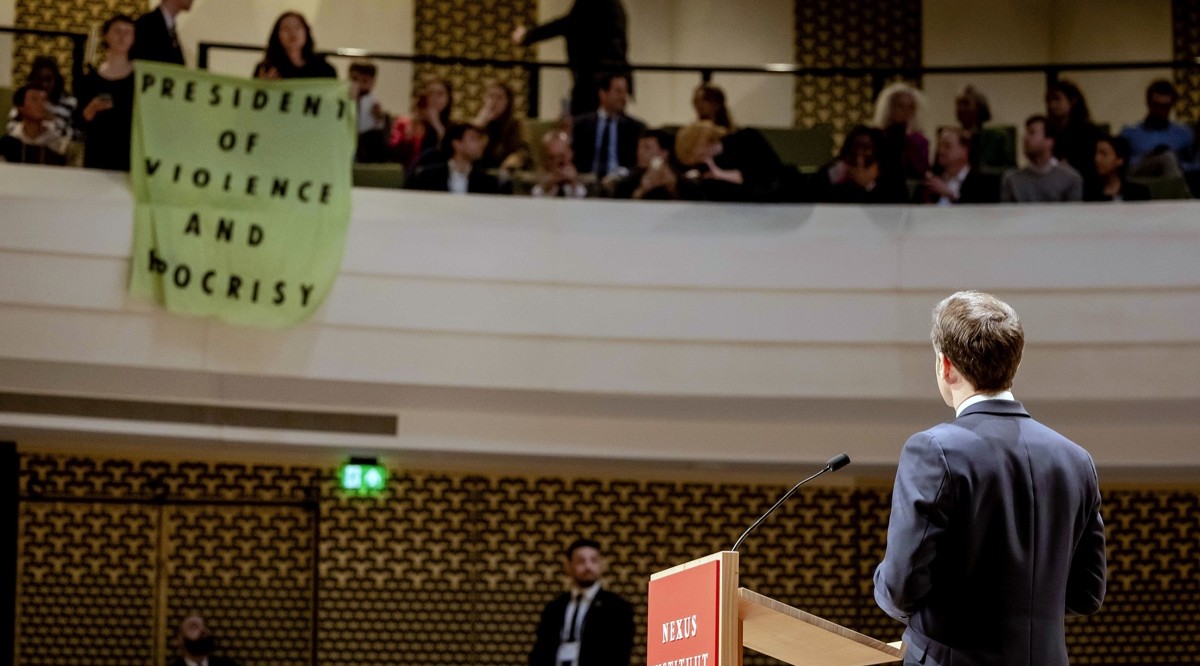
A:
693;83;733;130
389;77;453;169
76;14;135;170
814;125;907;203
472;80;529;170
7;55;78;139
253;11;336;79
1085;135;1151;202
1046;79;1102;182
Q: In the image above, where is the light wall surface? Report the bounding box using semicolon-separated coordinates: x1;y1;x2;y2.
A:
2;163;1199;481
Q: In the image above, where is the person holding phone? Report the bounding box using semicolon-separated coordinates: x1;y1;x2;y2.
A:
77;14;135;171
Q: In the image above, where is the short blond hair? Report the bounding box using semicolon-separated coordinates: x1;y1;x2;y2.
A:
674;120;727;166
931;291;1024;391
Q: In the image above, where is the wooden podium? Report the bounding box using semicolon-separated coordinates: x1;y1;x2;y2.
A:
647;552;904;666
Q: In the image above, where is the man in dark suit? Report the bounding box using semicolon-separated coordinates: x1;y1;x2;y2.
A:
512;0;628;116
571;72;645;180
405;123;501;195
874;291;1107;666
529;538;634;666
167;614;241;666
131;0;193;66
918;127;1001;204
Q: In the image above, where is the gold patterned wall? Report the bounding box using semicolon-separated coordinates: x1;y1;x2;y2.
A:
412;0;537;122
12;0;146;92
1173;0;1200;123
15;453;1200;666
793;0;922;141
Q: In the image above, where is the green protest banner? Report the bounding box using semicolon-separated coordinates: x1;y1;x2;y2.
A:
129;62;355;328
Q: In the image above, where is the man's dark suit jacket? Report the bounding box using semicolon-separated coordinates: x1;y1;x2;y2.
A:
405;163;500;194
528;588;634;666
131;7;186;65
874;400;1107;666
167;656;240;666
916;168;1002;204
571;112;645;176
522;0;628;115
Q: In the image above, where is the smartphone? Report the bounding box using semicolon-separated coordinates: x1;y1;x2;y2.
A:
96;93;113;104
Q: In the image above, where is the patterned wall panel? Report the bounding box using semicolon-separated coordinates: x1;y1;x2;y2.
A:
1173;0;1200;123
793;0;922;142
15;453;1200;666
12;0;145;91
412;0;537;122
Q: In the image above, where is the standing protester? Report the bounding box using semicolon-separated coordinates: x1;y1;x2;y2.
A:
131;0;193;66
76;14;136;171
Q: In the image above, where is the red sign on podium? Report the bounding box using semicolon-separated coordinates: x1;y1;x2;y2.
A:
646;559;722;666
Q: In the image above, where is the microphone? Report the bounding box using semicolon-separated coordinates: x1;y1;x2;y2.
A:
731;453;851;552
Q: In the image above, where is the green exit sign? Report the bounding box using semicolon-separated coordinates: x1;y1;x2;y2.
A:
340;459;387;494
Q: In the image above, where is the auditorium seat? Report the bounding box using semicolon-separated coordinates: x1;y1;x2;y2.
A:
352;163;406;189
1132;174;1194;200
0;85;12;125
978;125;1017;175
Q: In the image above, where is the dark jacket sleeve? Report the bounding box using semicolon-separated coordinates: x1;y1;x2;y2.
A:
528;598;562;666
874;432;954;621
1065;464;1107;616
523;14;573;45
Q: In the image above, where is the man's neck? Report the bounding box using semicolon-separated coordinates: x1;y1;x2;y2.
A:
943;162;968;179
20;119;45;140
1143;115;1170;131
1028;153;1054;170
449;156;473;174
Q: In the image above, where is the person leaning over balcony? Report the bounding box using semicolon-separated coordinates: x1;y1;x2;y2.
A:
76;14;136;171
130;0;192;66
472;80;530;171
405;123;501;195
1001;115;1083;203
6;55;77;140
1084;135;1150;202
253;11;336;80
1;86;70;165
531;130;588;198
1045;79;1103;184
917;127;1000;205
873;81;930;182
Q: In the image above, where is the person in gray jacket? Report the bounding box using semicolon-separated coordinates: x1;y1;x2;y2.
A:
875;290;1106;666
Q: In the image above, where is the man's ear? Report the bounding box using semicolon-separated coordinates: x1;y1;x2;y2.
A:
939;352;956;382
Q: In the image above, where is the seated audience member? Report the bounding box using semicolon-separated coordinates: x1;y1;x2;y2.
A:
813;125;907;204
168;615;241;666
350;60;390;163
76;14;135;171
613;128;683;200
472;80;529;170
675;120;785;202
7;55;77;140
1085;135;1150;202
693;83;733;130
1045;79;1102;183
572;72;645;178
532;130;588;198
405;123;499;194
1119;79;1195;176
390;77;453;169
253;11;336;79
1;86;70;165
873;81;929;181
955;84;990;136
918;127;1000;204
956;83;1015;171
1001;115;1083;203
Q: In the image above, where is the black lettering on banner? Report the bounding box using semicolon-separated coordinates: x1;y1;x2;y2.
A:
172;264;191;288
279;91;292;113
303;95;321;116
216;218;234;242
202;271;215;294
245;176;258;195
184;80;196;102
140;73;156;92
300;284;314;306
184;213;201;236
160;76;174;99
144;158;162;176
218;130;237;151
253;89;270;110
337;98;347;120
148;249;167;273
298;182;312;202
271;179;288;197
209;84;221;106
274;281;286;305
232;87;242;108
320;183;332;204
227;275;242;299
247;224;264;246
251;279;261;303
192;169;210;187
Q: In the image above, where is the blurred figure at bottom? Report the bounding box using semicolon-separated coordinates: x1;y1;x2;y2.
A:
168;614;241;666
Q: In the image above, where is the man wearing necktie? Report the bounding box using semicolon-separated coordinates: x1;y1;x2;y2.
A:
131;0;193;66
571;73;645;180
528;538;634;666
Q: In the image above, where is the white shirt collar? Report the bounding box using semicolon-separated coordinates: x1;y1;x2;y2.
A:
956;390;1015;417
160;5;177;30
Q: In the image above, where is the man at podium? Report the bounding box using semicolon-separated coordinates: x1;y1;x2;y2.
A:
874;291;1107;666
529;538;635;666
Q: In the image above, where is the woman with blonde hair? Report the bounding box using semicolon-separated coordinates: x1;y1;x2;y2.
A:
873;81;929;180
675;120;784;201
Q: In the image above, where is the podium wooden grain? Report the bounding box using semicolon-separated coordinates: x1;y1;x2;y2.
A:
738;588;904;665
